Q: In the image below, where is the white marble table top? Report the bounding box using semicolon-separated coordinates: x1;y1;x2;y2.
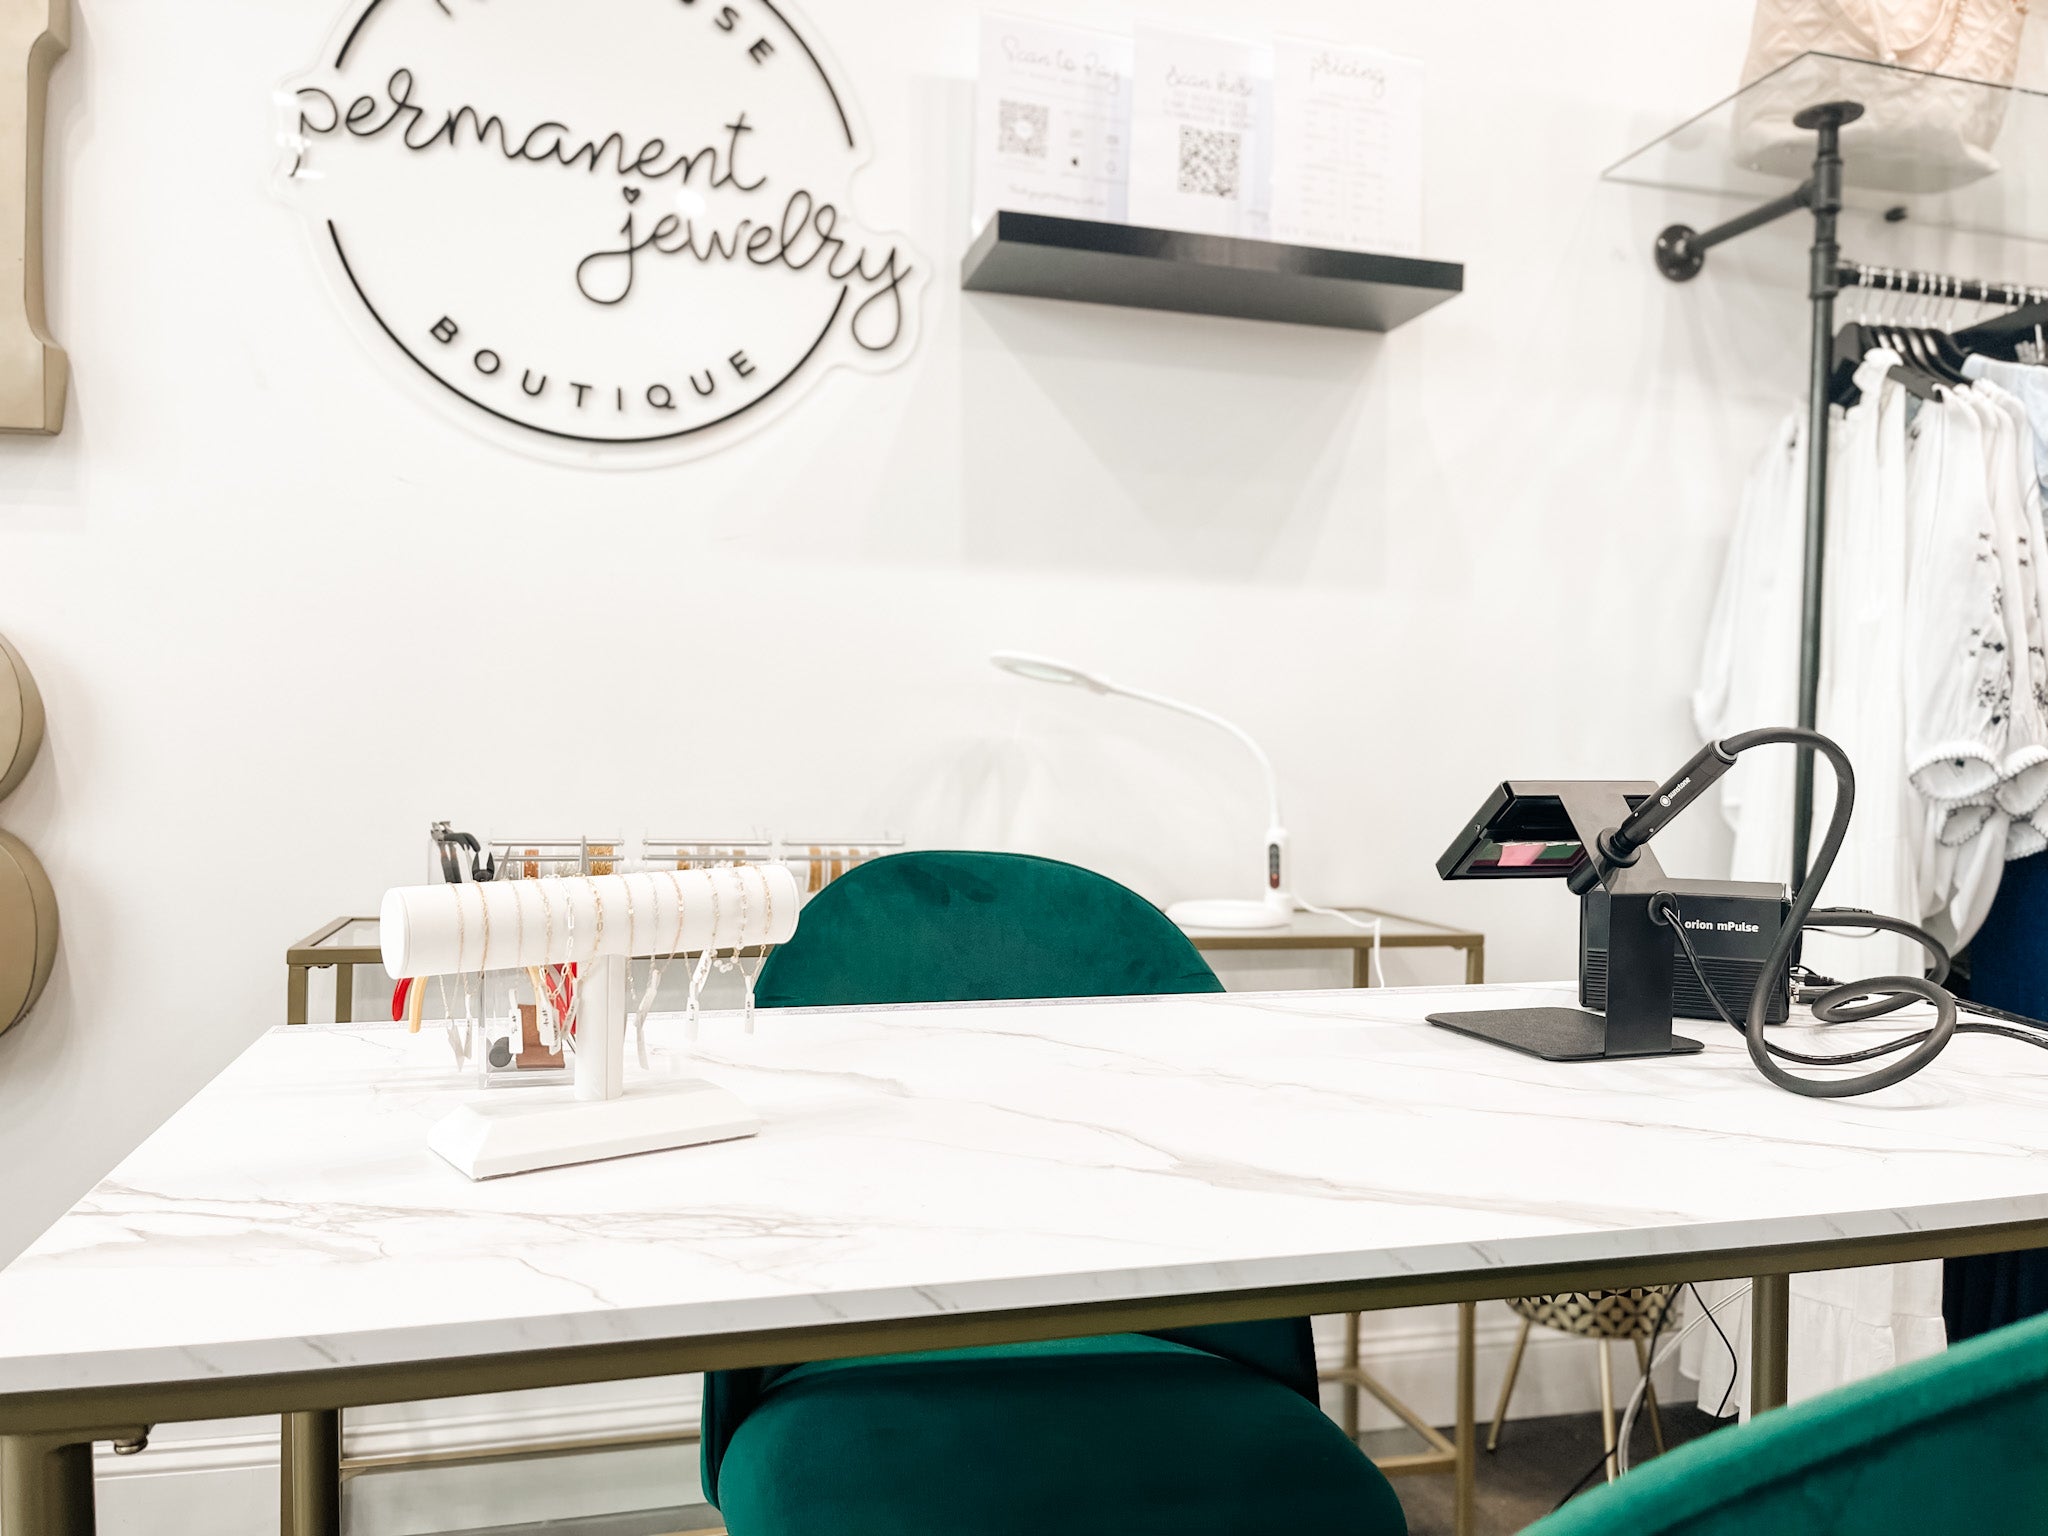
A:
4;983;2048;1404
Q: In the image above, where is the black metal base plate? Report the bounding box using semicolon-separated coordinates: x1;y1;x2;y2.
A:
1426;1007;1705;1063
1655;224;1704;282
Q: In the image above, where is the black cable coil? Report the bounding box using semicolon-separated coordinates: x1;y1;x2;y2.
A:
1656;727;2048;1098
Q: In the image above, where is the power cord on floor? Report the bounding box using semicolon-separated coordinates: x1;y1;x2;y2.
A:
1691;1282;1740;1420
1548;1283;1754;1507
1549;1295;1674;1510
1293;901;1387;987
1615;1284;1754;1475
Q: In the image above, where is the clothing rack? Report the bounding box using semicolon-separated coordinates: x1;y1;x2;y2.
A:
1654;99;2044;887
1832;263;2048;312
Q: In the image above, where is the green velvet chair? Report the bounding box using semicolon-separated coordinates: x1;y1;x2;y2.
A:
1521;1309;2048;1536
702;850;1407;1536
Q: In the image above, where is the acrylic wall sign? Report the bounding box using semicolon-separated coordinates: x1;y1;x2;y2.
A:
280;0;924;461
0;0;68;436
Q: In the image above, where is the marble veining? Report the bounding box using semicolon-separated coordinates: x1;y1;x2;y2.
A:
3;983;2047;1400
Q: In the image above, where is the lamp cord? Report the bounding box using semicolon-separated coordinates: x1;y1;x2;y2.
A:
1294;901;1387;987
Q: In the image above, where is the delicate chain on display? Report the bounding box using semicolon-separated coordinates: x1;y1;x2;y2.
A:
509;882;531;1061
434;885;475;1067
584;877;606;962
632;872;693;1069
537;879;559;1050
717;864;746;975
619;873;644;1066
560;883;579;1045
686;870;723;1040
413;865;785;1065
473;883;490;1039
740;864;772;1032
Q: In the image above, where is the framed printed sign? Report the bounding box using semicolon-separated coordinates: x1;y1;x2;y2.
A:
281;0;924;461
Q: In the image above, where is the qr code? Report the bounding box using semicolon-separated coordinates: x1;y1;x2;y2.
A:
999;100;1050;159
1177;125;1241;198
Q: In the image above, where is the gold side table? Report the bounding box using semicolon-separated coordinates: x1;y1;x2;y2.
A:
286;918;382;1026
1182;906;1484;988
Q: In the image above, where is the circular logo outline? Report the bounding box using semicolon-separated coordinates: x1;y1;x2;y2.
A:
284;0;921;451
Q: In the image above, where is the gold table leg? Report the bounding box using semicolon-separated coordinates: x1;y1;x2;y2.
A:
333;963;354;1026
1341;1312;1361;1440
1;1434;95;1536
287;964;309;1028
1;1427;141;1536
281;1410;342;1536
1488;1316;1530;1453
1751;1274;1792;1413
1453;1301;1476;1536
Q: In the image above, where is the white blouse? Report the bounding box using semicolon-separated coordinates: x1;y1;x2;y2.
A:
1810;353;1918;980
1700;365;2039;954
1903;389;2009;806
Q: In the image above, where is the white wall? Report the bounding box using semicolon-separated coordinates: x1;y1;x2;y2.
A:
6;0;2048;1527
3;0;1809;1262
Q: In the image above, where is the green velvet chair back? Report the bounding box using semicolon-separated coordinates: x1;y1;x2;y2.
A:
1522;1309;2048;1536
705;851;1313;1503
754;849;1227;1007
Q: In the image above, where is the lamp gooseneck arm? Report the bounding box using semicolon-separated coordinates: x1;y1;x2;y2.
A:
1108;683;1284;832
992;650;1293;921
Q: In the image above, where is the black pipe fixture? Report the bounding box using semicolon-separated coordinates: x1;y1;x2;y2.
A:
1650;98;2046;889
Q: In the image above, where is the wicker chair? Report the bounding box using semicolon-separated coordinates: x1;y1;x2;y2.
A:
1488;1287;1679;1481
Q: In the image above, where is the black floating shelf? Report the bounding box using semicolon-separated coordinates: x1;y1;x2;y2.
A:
961;211;1463;333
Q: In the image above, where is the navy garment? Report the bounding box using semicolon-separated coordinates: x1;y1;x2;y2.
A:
1946;850;2048;1342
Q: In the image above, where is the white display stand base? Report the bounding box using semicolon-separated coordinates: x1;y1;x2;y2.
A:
385;885;802;1182
430;1078;761;1181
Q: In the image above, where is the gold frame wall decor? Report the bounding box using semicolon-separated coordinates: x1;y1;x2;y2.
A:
0;0;65;436
0;830;54;1034
0;635;53;1034
0;632;45;799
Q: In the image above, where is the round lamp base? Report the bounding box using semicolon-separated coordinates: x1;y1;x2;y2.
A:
1167;898;1292;932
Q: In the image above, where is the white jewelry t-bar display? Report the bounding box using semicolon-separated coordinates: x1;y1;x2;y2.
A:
381;866;800;1179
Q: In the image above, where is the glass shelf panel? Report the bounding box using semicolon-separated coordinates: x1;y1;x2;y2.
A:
1604;52;2048;245
312;918;383;953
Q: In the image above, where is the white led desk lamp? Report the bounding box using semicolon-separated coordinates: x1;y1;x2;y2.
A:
991;652;1292;930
